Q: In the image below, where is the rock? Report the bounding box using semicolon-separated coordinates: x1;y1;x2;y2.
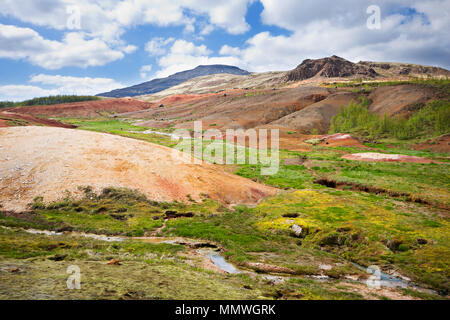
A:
399;67;411;75
152;216;161;220
336;227;352;232
320;233;340;246
244;262;296;275
107;259;121;265
285;55;378;82
282;213;299;218
416;238;428;245
109;213;127;221
165;211;194;219
48;254;67;261
291;224;303;238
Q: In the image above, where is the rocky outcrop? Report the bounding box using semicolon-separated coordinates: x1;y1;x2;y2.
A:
285;55;378;82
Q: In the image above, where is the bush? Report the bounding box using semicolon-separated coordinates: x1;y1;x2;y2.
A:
0;95;100;108
330;99;450;140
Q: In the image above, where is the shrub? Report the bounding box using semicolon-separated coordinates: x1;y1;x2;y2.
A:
330;99;450;140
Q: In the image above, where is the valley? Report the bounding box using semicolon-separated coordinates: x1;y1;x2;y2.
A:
0;56;449;300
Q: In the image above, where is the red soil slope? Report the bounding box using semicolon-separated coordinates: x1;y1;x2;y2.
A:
4;98;155;118
0;111;76;128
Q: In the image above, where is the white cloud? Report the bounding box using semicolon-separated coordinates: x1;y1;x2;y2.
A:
0;85;58;102
0;0;254;40
220;0;450;71
139;65;153;79
0;24;127;69
154;39;242;78
145;37;175;56
29;74;123;95
0;74;124;101
219;45;242;56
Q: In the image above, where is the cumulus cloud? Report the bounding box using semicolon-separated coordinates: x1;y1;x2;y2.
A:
0;0;254;40
0;85;59;102
0;24;127;69
145;37;175;56
153;39;242;78
140;65;153;79
0;74;124;101
242;0;450;70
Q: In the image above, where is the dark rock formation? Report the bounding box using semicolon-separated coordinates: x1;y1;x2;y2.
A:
285;55;378;81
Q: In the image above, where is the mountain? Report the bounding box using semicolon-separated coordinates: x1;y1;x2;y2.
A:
98;65;250;97
285;55;378;81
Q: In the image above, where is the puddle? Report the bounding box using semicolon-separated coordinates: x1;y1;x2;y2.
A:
352;263;419;290
202;250;240;274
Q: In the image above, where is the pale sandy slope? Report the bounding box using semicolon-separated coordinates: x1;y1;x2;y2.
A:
0;127;277;212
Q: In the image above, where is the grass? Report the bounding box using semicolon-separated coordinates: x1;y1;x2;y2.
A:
325;78;450;95
1;185;446;298
10;187;222;237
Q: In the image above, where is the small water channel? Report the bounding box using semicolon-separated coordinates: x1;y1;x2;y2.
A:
17;227;435;293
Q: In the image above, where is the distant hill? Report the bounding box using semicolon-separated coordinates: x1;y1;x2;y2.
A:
98;65;250;97
285;55;450;82
285;55;378;82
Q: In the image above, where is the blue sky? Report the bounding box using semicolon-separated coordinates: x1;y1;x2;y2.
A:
0;0;449;101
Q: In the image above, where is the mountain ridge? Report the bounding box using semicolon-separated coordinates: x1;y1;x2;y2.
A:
98;65;250;98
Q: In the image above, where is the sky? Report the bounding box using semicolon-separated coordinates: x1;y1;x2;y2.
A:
0;0;449;101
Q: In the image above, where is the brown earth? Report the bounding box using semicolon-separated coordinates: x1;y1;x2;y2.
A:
124;86;332;131
318;133;367;148
413;134;450;153
368;85;435;116
0;126;277;212
0;111;76;128
269;92;358;133
3;98;154;118
0;119;10;127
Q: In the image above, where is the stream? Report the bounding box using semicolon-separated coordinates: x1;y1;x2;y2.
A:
15;227;436;294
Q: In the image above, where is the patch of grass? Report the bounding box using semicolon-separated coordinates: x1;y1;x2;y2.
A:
253;190;450;291
65;119;148;133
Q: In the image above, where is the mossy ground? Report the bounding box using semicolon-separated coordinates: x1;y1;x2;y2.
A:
0;186;446;299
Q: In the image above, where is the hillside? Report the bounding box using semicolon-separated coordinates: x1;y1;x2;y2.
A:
0;126;277;212
98;65;250;98
140;71;286;100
